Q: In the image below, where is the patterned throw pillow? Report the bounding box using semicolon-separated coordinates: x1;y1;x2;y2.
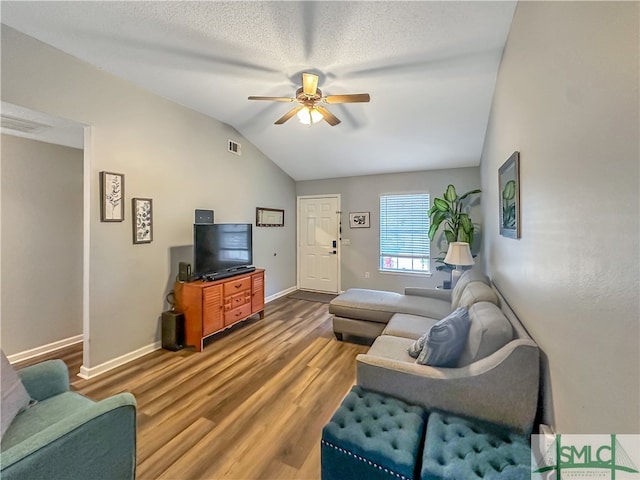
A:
416;307;471;367
407;331;429;358
1;350;31;440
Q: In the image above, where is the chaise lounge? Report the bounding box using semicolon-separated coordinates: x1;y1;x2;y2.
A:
328;270;540;432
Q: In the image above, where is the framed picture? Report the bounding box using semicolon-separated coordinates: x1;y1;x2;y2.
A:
132;198;153;244
100;171;124;222
349;212;370;228
499;151;520;239
256;207;284;227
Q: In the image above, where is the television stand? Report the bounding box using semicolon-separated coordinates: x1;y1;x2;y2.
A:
174;269;265;351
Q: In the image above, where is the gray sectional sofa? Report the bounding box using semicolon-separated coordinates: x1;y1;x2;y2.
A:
328;270;540;432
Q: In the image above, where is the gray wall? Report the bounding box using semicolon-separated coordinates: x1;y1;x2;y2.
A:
1;26;297;367
480;2;639;433
297;167;481;292
1;135;83;355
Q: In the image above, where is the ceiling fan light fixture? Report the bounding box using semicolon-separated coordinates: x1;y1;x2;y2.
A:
297;106;323;125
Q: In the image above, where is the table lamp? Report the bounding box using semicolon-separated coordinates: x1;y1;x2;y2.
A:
444;242;475;288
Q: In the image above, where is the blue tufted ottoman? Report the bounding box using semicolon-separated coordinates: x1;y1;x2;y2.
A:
421;412;531;480
321;386;426;480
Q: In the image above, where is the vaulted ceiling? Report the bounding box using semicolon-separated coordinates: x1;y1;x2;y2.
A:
1;1;516;181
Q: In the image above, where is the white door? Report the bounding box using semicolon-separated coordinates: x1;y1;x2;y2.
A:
298;195;340;293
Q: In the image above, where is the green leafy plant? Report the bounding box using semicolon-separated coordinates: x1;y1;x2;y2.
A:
501;180;516;228
428;184;481;271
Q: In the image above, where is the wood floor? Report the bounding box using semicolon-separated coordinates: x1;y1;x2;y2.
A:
15;295;370;480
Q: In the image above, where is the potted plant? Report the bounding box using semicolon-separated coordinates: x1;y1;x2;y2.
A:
428;184;481;282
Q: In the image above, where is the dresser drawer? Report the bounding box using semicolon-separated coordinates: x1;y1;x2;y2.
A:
226;291;250;310
223;277;251;296
224;303;252;326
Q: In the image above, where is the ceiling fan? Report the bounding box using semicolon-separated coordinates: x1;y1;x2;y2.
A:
248;73;370;126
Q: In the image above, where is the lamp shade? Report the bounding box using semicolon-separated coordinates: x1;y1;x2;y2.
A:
444;242;475;266
297;106;323;125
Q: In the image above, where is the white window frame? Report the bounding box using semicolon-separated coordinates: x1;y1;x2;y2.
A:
379;193;431;275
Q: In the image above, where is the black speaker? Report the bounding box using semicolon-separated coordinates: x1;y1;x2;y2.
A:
178;262;191;282
162;311;185;351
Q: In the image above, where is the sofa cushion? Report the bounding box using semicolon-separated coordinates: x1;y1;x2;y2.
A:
330;288;450;324
416;307;470;367
329;289;405;324
1;351;31;441
0;391;95;451
384;313;439;342
367;335;417;363
456;281;499;310
450;269;490;309
457;302;514;367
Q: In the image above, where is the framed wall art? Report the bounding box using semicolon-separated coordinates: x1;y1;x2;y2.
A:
349;212;370;228
499;151;520;239
100;171;124;222
132;197;153;244
256;207;284;227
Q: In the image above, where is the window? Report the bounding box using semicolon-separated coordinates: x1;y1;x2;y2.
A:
379;193;430;274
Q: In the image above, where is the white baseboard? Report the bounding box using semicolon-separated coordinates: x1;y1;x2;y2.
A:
78;341;161;380
7;335;83;364
73;286;296;380
266;286;297;303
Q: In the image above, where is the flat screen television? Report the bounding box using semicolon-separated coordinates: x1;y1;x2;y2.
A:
193;223;253;280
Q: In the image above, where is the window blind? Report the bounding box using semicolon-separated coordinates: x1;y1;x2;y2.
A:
380;193;430;272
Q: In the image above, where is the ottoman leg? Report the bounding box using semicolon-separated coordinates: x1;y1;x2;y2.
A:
334;332;343;341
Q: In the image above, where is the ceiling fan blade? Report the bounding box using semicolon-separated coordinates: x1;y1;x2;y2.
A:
275;106;304;125
325;93;371;104
315;106;341;126
248;96;296;102
302;73;319;97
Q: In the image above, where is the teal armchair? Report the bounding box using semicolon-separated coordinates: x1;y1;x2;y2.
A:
0;359;136;480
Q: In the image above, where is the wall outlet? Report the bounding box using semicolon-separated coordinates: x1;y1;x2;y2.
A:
364;272;370;278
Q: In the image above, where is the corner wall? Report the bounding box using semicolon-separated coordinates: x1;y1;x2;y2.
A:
1;26;297;368
480;1;639;433
297;167;481;292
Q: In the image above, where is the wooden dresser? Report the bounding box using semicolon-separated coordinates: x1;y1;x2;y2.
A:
174;269;265;351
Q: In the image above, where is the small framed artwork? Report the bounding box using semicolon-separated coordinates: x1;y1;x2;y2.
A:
100;171;125;222
499;151;520;239
256;207;284;227
132;198;153;244
349;212;370;228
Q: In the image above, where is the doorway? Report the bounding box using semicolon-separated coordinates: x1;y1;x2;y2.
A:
297;195;341;293
0;102;88;373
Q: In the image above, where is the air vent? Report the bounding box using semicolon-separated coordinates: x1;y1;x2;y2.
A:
0;115;51;133
228;139;241;156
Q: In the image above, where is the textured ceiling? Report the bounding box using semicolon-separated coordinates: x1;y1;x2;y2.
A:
1;1;516;181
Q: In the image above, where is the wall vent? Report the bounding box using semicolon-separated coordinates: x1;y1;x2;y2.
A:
0;115;51;133
228;139;241;156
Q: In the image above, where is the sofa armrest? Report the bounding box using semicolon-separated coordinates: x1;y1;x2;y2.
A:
1;392;137;480
18;360;69;401
356;340;539;433
404;287;452;302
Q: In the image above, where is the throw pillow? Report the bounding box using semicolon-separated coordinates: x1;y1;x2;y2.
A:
1;350;31;440
416;307;470;367
407;330;429;358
